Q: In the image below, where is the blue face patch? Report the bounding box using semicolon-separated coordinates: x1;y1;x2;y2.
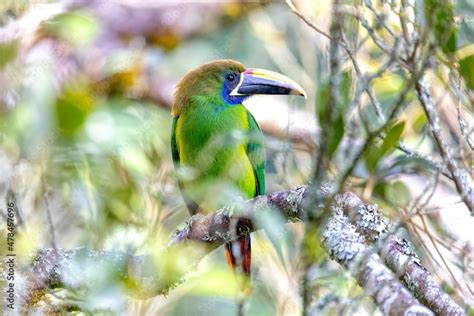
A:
221;72;246;105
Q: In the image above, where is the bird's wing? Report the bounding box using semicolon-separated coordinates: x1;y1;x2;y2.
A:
171;116;200;215
171;116;180;169
245;111;266;196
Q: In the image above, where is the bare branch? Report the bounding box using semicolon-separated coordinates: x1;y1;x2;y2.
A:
416;80;473;213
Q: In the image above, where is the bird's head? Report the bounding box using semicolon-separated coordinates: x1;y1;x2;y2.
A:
172;59;306;116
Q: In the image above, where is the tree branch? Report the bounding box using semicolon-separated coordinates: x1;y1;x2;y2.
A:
416;80;473;213
335;192;466;315
322;211;433;315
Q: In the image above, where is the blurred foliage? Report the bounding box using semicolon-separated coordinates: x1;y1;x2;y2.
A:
459;52;474;90
0;40;17;69
42;10;99;46
0;0;472;314
425;0;456;54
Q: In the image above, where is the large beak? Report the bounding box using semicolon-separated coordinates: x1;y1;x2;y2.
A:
230;68;307;98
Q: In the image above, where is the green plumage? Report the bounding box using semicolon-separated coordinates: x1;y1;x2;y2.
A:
171;101;265;214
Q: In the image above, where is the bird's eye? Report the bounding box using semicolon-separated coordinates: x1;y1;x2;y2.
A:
226;73;236;82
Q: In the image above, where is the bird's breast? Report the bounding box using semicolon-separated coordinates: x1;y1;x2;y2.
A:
175;104;256;211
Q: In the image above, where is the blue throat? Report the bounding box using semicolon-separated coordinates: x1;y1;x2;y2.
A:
221;84;246;105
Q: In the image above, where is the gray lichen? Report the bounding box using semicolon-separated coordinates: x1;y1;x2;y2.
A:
285;185;307;214
317;181;336;200
354;203;388;242
201;233;216;242
322;209;365;263
214;230;231;242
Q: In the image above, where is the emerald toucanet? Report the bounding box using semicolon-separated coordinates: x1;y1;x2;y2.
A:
171;59;306;287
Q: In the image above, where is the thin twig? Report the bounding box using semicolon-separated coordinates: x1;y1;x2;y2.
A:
416;80;473;213
43;191;57;250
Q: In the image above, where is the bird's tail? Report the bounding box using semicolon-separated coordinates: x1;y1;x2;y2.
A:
225;235;251;295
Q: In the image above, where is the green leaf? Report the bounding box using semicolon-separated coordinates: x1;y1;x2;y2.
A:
55;82;95;136
340;70;352;112
364;145;381;173
316;71;351;124
372;73;404;101
328;114;344;157
316;71;351;156
444;30;457;55
364;121;404;173
316;80;330;125
459;53;474;90
381;121;405;155
413;112;427;133
425;0;456;54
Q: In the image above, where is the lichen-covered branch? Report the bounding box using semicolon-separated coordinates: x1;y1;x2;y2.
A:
382;235;466;316
169;185;308;245
322;213;433;315
2;185;465;314
335;192;466;315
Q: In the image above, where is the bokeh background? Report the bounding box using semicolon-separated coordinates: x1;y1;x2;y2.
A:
0;0;472;315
